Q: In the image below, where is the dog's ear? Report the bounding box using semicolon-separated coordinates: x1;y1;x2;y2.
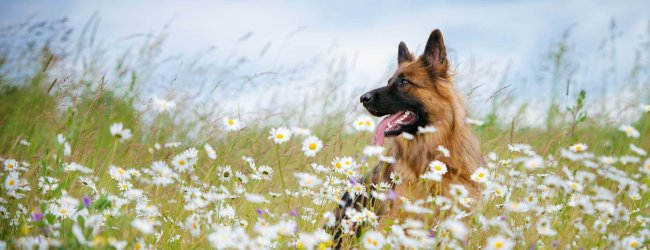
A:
422;29;449;76
398;41;413;65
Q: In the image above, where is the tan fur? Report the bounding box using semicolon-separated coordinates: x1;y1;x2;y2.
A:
379;52;484;222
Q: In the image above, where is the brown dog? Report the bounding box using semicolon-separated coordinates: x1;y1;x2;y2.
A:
328;29;484;247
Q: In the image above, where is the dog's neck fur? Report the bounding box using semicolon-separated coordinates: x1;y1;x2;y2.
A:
389;90;484;196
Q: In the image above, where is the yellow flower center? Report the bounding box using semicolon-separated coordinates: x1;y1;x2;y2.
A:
479;172;485;177
495;241;503;249
345;161;351;165
178;159;186;165
227;119;234;125
8;179;15;186
308;143;317;150
335;163;342;169
434;165;442;171
575;145;582;151
571;183;578;189
358;121;364;126
630;241;638;247
365;121;371;126
60;208;67;215
276;134;284;139
7;164;13;169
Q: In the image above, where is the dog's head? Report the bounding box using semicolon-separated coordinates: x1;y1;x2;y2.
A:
362;29;458;145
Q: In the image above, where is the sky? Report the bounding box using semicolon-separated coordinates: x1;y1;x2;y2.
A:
1;0;649;125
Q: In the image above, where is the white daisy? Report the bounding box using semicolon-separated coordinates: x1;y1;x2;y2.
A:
244;193;269;203
352;115;375;132
485;235;514;250
223;117;242;131
3;159;18;172
629;144;647;156
152;96;176;113
301;135;323;157
429;160;448;175
569;143;588;153
4;172;20;190
390;172;402;185
109;123;132;142
417;125;437;134
619;124;640;138
294;173;322;189
471;167;489;183
361;231;385;250
203;143;217;160
436;145;450;157
449;184;468;201
269;127;292;144
363;145;385;156
131;219;154;234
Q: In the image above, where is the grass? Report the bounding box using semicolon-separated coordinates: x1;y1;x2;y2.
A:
0;18;649;249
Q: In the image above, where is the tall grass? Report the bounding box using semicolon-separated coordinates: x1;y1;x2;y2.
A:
0;17;649;249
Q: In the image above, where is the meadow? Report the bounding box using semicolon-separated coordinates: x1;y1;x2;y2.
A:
0;19;649;249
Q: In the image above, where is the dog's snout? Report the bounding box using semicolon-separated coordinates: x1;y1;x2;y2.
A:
360;92;374;104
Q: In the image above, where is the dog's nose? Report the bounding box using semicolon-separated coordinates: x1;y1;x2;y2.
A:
360;92;373;104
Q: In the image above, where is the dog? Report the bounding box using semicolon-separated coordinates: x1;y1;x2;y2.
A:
327;29;485;248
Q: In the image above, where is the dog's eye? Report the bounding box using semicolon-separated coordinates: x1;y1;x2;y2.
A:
397;79;410;87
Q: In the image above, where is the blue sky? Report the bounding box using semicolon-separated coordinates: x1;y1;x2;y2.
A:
1;0;649;124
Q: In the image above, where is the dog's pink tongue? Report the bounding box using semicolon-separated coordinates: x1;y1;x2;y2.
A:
373;112;404;146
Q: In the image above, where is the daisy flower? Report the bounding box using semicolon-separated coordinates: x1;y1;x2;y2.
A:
152;96;176;113
109;123;132;142
421;171;442;182
599;156;617;165
401;132;415;140
362;231;385;250
442;219;468;240
4;172;20;190
223;117;242;131
294;173;322;189
3;159;18;172
485;235;515;250
621;235;641;249
569;143;588;153
641;158;650;174
629;144;647;156
203;143;217;160
417;125;437;134
256;165;273;180
436;145;450;157
301;135;323;157
450;184;469;201
618;124;640;138
269;127;292;144
352;115;375;132
524;156;544;170
363;145;384;156
389;172;402;185
131;219;154;234
429;160;448;175
245;193;269;203
470;167;489;183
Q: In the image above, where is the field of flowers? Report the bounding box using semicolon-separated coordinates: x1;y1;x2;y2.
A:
1;19;649;250
1;76;649;249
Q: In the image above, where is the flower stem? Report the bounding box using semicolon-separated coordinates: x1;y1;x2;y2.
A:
275;145;290;208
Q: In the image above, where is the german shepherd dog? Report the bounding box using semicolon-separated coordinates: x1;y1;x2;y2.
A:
327;29;485;247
